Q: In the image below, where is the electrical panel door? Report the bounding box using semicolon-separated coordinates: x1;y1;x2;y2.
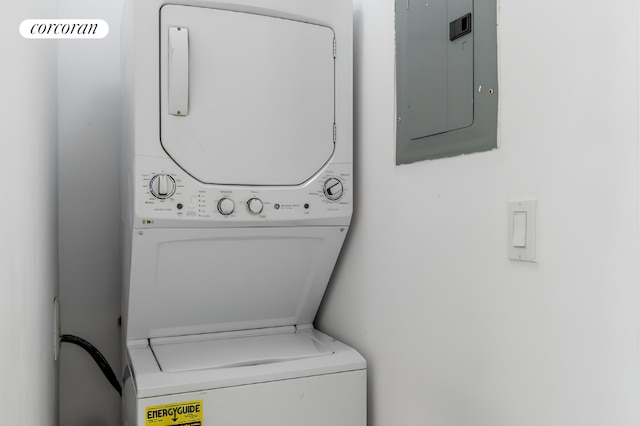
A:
396;0;498;164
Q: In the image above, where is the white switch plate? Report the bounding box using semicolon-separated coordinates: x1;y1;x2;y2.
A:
507;200;537;262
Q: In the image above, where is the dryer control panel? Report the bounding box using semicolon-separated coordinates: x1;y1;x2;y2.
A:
134;157;352;228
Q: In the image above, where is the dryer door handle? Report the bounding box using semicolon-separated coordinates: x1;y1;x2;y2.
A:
168;26;189;116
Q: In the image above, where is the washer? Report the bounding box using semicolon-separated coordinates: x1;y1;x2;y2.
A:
121;1;364;425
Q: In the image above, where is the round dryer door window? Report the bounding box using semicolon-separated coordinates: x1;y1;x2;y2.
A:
160;6;336;186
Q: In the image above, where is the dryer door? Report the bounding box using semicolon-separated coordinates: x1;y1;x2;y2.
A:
160;6;336;186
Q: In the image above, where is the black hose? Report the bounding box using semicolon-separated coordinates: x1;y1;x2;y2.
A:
60;334;122;396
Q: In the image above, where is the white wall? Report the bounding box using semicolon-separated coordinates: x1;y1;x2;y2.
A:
57;0;124;424
0;0;59;424
54;0;640;424
317;1;640;425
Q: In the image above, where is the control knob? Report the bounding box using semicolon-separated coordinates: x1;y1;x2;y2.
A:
149;174;176;199
247;198;264;215
217;198;235;216
323;177;343;201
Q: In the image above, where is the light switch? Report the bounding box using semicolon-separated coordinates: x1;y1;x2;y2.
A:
512;212;527;247
508;200;537;262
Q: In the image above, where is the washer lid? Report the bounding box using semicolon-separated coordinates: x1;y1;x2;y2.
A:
160;5;336;186
125;226;348;340
151;329;334;372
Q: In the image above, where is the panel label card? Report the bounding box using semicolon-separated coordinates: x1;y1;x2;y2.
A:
146;400;203;425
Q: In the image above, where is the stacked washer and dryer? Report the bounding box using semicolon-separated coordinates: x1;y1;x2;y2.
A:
120;0;365;424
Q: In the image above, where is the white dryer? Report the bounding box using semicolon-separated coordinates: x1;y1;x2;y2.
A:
120;1;364;425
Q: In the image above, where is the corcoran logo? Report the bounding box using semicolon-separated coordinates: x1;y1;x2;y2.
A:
19;19;109;39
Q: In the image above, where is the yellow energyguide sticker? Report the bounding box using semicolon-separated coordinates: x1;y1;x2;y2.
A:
145;400;203;425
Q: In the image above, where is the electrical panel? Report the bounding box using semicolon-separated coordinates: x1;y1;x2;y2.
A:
395;0;498;164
